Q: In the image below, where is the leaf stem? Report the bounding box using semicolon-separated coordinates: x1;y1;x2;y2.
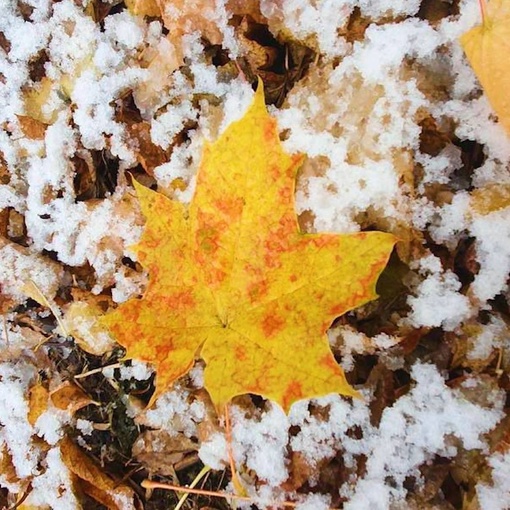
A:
478;0;487;25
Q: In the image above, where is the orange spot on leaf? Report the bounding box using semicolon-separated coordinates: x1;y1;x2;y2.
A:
261;312;285;337
164;289;195;310
235;346;247;362
282;381;303;411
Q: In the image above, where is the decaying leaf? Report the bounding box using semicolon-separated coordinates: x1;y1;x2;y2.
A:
132;430;197;476
22;57;94;125
59;437;136;510
133;36;181;112
125;121;168;176
102;84;395;413
50;381;95;414
158;0;223;47
16;115;47;140
460;0;510;134
0;446;21;486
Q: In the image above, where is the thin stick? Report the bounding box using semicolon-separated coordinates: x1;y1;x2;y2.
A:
24;279;68;338
2;315;9;346
495;348;504;377
74;363;122;379
174;465;211;510
224;403;246;496
141;480;298;507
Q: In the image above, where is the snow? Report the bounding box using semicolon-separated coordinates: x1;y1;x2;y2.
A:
141;385;205;438
295;493;331;510
477;451;510;510
343;364;503;507
349;19;440;83
0;362;39;481
329;326;400;372
119;360;153;381
406;254;472;331
468;315;509;361
0;239;62;304
76;418;94;436
231;404;289;486
27;446;79;509
260;0;352;58
199;363;504;508
34;410;64;445
470;207;510;303
198;431;228;470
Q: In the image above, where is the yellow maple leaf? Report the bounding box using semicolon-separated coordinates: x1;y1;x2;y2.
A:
460;0;510;135
102;84;396;413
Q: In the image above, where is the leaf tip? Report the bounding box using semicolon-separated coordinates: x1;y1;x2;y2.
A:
253;76;266;109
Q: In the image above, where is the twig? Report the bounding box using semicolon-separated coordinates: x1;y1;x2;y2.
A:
174;465;211;510
2;315;9;346
224;403;246;496
74;362;122;379
24;278;68;338
141;480;299;507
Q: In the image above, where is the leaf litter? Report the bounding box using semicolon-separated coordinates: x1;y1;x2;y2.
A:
0;0;510;509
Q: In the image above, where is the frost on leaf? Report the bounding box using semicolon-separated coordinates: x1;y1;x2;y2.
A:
102;84;396;413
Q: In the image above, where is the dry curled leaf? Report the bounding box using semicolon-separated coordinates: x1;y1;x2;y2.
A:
132;430;197;476
16;115;47;140
126;121;168;176
50;381;95;414
59;437;136;510
102;84;396;413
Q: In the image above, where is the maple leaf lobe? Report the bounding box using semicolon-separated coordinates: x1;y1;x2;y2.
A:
460;0;510;135
102;84;396;413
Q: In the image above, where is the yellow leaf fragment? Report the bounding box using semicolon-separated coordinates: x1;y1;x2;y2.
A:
124;0;160;16
22;57;93;125
61;301;115;355
28;382;49;426
102;84;396;413
460;0;510;134
0;446;21;485
23;77;56;125
470;183;510;216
